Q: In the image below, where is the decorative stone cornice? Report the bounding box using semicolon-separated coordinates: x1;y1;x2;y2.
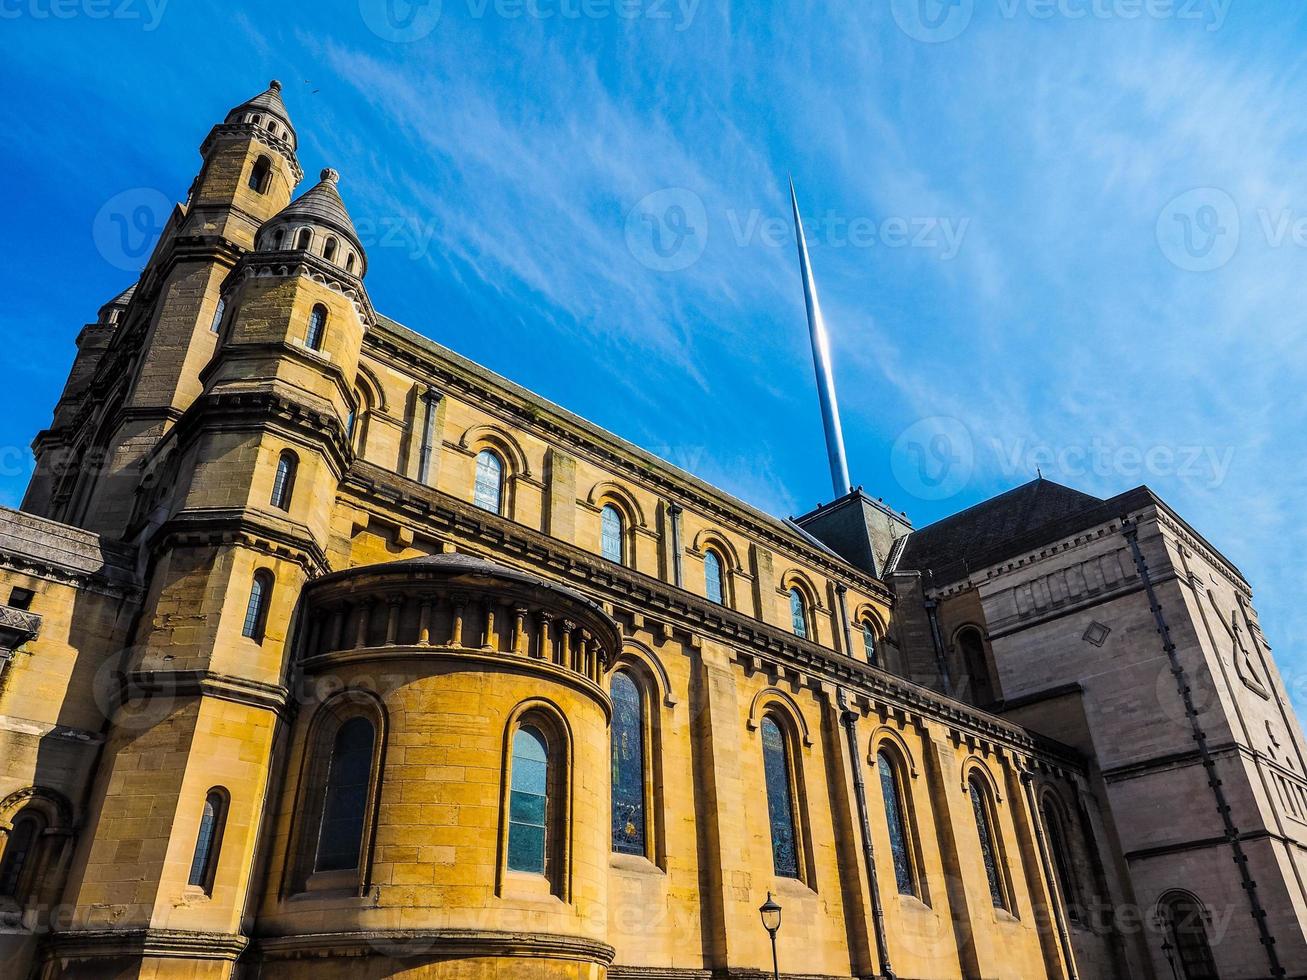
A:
147;507;330;577
202;120;303;182
228;249;376;328
254;928;615;964
46;927;249;961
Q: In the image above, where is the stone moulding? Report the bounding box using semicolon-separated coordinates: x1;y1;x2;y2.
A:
253;928;616;964
45;927;248;961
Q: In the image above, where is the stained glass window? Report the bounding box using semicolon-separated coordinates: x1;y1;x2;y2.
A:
878;751;916;896
862;623;879;666
306;304;327;351
314;717;374;873
789;589;807;639
474;450;503;514
704;550;724;605
611;672;646;855
601;505;624;564
242;571;272;640
0;814;39;898
188;791;224;890
270;451;297;510
969;777;1007;909
508;726;549;874
761;716;799;879
1042;802;1080;921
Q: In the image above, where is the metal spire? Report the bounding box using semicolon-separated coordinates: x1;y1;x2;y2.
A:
789;177;852;497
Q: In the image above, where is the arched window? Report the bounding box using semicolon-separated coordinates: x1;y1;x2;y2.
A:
346;252;356;273
704;549;725;605
611;671;646;856
248;155;272;194
242;570;273;642
969;775;1009;910
862;622;880;667
209;297;225;334
508;726;550;874
878;750;918;897
761;716;800;879
187;789;227;893
323;237;338;263
1041;798;1081;922
1162;892;1219;980
314;717;376;873
789;588;808;639
295;227;312;251
0;810;45;901
958;627;995;706
305;304;327;351
474;450;504;514
601;504;624;564
271;227;285;249
270;450;297;510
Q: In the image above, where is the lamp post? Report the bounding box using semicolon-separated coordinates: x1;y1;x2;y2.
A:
759;892;782;980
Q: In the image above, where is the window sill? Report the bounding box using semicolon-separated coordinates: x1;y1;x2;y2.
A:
992;907;1021;925
774;876;817;899
499;870;565;906
892;893;934;914
609;851;664;876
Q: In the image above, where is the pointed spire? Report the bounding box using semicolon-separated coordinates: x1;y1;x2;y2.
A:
789;177;852;498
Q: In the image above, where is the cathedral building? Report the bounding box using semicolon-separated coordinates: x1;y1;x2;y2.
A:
0;81;1304;979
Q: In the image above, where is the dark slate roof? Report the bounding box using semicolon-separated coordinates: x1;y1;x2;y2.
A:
268;168;366;265
225;79;294;133
896;478;1103;582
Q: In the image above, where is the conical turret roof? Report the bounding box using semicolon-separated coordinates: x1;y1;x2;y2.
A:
225;79;295;140
260;168;367;274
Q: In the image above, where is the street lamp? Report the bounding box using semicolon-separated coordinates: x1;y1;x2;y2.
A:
759;892;782;980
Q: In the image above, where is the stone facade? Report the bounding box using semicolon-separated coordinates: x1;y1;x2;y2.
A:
0;82;1302;979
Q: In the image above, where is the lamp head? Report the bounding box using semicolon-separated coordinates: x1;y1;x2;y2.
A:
759;892;782;934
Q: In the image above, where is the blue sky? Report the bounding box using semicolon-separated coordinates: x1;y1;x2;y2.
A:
2;1;1305;717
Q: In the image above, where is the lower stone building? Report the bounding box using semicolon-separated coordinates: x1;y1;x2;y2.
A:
0;81;1303;979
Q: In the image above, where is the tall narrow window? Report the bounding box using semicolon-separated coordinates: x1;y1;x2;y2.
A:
611;671;646;856
209;297;225;334
1163;893;1219;980
878;751;917;896
601;504;624;564
323;237;338;263
248;155;272;193
0;812;42;900
862;623;879;666
508;726;549;874
187;790;227;893
306;304;327;351
314;717;375;873
704;549;725;605
474;450;504;514
272;228;285;249
346;253;356;273
270;450;297;510
242;570;272;641
789;588;808;639
761;716;800;879
1042;800;1081;921
295;228;312;250
969;776;1008;910
958;627;994;706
